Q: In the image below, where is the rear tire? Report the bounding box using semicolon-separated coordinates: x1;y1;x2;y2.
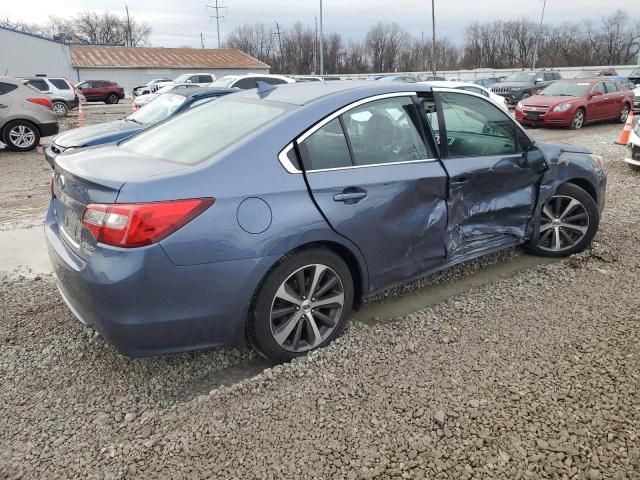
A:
2;120;40;152
105;93;119;104
250;248;354;363
52;101;69;117
526;183;599;257
570;108;585;130
616;103;630;124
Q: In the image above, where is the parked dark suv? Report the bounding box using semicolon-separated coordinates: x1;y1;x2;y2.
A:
491;70;561;105
75;80;125;104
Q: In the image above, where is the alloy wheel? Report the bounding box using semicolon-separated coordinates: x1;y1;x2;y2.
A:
573;110;585;129
52;102;67;116
620;105;630;123
8;125;36;148
537;195;590;252
270;264;344;353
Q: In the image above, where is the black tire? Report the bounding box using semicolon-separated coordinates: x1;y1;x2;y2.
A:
569;108;586;130
616;103;630;124
250;248;354;363
52;101;69;117
105;93;119;104
526;183;599;257
2;120;40;152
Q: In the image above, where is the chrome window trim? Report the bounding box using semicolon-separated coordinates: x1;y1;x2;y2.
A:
278;91;426;174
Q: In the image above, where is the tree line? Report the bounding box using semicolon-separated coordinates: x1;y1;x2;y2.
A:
2;11;638;74
227;10;640;74
1;12;151;47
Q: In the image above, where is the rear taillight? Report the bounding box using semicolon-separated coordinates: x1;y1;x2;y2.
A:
27;97;52;109
81;198;214;248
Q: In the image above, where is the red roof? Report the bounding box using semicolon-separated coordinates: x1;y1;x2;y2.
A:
70;45;269;70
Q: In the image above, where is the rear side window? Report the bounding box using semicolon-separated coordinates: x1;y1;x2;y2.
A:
604;82;619;93
49;79;70;90
300;118;352;170
199;75;214;83
122;98;291;165
544;73;554;81
260;77;287;85
0;82;18;95
234;77;259;89
553;72;561;80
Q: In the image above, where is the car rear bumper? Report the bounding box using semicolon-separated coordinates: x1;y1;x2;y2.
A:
45;202;278;356
39;122;59;138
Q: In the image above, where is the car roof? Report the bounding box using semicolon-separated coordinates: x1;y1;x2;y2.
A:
183;87;239;99
233;81;432;106
0;76;21;85
421;80;488;90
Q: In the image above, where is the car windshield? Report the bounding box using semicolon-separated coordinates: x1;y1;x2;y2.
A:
540;82;591;97
127;93;186;124
210;77;237;87
173;74;190;83
121;98;292;165
504;72;538;82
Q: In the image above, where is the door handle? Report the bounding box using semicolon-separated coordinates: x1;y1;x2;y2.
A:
0;104;7;108
333;188;367;203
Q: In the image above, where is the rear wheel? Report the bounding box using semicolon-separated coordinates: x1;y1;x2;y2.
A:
105;93;119;104
526;183;599;257
251;248;354;363
617;103;630;124
2;120;40;152
52;101;68;116
570;108;585;130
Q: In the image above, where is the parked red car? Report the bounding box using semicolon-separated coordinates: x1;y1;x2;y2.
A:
74;80;125;104
515;79;633;130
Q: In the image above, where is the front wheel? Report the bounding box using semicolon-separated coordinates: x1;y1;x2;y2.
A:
251;248;354;363
526;183;599;257
105;93;119;104
570;109;585;130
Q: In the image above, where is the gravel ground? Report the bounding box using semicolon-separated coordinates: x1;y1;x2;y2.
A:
1;119;639;479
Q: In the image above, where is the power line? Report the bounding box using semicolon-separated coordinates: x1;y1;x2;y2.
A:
206;0;227;48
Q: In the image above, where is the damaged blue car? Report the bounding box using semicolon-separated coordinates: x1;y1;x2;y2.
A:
46;82;606;362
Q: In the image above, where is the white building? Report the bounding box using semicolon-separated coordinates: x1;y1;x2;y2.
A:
0;26;270;94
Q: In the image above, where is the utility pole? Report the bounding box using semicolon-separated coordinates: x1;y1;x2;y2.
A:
431;0;436;75
532;0;547;70
206;0;226;48
314;16;318;74
125;4;132;47
319;0;324;76
273;22;283;56
200;32;205;49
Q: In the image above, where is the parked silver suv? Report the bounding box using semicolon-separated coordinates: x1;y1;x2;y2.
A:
19;77;79;116
0;77;58;151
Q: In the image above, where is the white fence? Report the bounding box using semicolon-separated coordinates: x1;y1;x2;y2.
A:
323;64;638;81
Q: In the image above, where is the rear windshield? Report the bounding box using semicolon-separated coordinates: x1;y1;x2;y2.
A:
121;97;291;165
540;82;591;97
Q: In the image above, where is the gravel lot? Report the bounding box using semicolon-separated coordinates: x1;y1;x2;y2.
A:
1;109;639;479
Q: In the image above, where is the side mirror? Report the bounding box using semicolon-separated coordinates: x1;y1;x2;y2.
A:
524;146;547;173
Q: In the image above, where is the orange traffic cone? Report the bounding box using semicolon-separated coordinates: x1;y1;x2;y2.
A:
77;101;85;127
615;111;633;145
130;96;136;112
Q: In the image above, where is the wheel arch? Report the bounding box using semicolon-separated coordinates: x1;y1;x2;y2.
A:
564;177;597;204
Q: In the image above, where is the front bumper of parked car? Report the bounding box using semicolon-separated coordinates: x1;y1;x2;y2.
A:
45;201;278;356
514;106;573;127
491;88;523;104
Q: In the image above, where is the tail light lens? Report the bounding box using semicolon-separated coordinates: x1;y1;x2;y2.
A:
81;198;214;248
27;97;53;109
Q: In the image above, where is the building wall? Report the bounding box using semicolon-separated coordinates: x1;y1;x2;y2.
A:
0;28;74;79
75;67;271;96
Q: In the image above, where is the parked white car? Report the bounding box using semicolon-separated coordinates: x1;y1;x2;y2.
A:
132;78;173;97
209;74;294;89
133;83;201;108
154;73;217;91
633;85;640;112
421;80;510;112
624;116;640;171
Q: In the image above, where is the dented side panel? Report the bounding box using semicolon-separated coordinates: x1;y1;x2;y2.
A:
304;161;449;292
442;154;543;258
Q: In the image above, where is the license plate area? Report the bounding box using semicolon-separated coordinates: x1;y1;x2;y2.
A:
526;112;542;121
62;209;82;247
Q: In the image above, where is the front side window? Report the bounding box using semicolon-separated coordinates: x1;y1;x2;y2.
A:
342;97;428;166
437;92;520;158
127;93;186;124
544;73;554;81
77;82;91;88
592;83;605;95
49;79;70;90
122;98;291;165
300;118;352;170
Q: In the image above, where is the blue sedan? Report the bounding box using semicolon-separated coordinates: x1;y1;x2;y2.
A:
46;82;606;362
44;87;238;166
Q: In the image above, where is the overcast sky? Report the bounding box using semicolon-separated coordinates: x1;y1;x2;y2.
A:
10;0;638;48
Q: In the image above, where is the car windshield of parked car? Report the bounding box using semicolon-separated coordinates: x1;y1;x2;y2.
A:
127;93;186;125
504;72;537;82
154;85;178;94
173;74;191;84
210;77;237;88
540;82;591;97
121;98;291;165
